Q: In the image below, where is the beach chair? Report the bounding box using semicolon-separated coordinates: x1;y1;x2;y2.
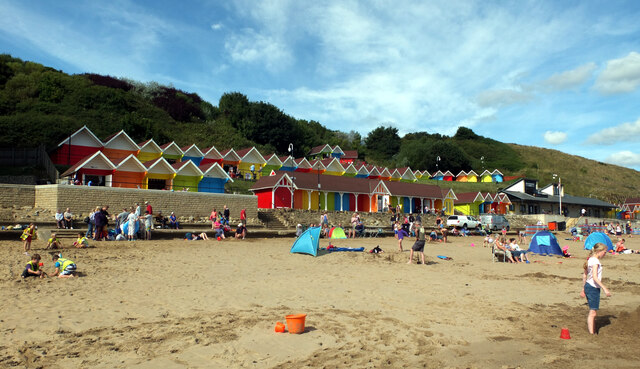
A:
367;228;383;238
491;244;507;262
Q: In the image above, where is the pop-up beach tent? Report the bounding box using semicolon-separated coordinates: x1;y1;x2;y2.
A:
584;232;614;251
528;230;563;256
329;227;347;239
290;226;321;256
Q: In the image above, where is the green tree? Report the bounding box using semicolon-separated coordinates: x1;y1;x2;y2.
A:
365;126;400;164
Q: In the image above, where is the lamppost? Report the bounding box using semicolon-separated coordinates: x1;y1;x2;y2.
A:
480;156;485;172
553;174;562;215
436;156;441;172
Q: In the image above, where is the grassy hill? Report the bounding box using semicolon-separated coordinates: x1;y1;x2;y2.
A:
0;54;638;201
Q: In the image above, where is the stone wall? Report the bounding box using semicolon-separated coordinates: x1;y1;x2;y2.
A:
32;185;258;224
0;184;36;208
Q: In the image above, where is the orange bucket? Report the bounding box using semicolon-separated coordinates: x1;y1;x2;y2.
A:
285;314;306;334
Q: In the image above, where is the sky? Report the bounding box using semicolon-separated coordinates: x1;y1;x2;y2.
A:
1;0;640;169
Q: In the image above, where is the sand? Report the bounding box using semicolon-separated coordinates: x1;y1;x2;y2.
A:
1;233;639;368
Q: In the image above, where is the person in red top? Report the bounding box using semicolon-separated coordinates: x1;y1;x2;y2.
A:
145;201;152;215
240;208;246;225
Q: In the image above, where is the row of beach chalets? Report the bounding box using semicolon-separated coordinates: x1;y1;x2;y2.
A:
50;126;627;217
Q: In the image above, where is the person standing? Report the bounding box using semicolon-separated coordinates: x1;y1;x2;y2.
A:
407;221;426;265
240;208;247;226
126;209;138;241
20;223;36;254
349;213;359;238
210;208;217;229
223;205;230;226
145;201;153;215
143;210;153;240
581;243;611;334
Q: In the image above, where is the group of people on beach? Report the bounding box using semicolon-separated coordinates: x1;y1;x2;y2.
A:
21;253;78;279
209;206;247;240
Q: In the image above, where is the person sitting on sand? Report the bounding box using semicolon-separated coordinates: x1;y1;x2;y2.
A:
73;233;89;248
615;239;639;254
189;232;209;240
46;233;62;250
235;223;247;240
51;254;77;278
483;235;494;248
494;237;516;263
21;254;46;279
429;229;440;242
214;219;225;239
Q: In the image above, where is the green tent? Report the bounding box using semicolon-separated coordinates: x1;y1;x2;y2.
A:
329;227;347;239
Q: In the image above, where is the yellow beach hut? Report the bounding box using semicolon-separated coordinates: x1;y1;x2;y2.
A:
466;170;479;183
137;139;163;163
143;157;175;190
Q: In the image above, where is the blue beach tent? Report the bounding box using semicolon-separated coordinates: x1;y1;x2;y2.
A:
290;226;321;256
528;230;563;256
584;232;614;251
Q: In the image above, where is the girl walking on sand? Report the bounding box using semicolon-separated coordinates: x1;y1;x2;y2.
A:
580;243;611;334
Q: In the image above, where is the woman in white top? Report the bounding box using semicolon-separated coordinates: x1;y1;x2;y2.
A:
580;243;612;334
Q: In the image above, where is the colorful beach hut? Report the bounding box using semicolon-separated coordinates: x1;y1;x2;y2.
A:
343;163;358;177
101;130;140;162
280;156;297;171
198;162;233;193
220;148;241;170
51;126;103;166
111;154;146;189
251;172;295;209
455;170;468;182
421;170;431;180
431;170;444;181
160;142;184;163
143;157;175;190
331;145;345;159
308;144;333;160
366;165;380;179
262;154;283;175
236;147;267;179
443;171;454;181
60;151;115;186
480;170;493;183
137;139;163;163
492;169;504;183
413;169;423;180
294;158;313;173
389;169;402;182
201;146;224;166
379;167;392;181
321;157;345;176
181;144;204;166
454;192;484;216
466;170;478;183
398;167;417;183
309;159;326;174
171;160;203;192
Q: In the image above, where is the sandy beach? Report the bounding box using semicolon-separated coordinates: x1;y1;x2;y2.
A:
1;233;639;368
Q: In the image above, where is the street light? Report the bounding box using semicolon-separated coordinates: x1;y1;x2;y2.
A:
553;174;562;215
436;156;441;172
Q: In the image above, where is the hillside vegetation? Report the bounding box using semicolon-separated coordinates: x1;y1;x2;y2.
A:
0;54;638;200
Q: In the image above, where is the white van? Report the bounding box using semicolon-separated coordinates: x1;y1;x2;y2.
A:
480;214;510;231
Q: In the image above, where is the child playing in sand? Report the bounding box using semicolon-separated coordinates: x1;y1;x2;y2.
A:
21;253;46;278
46;233;62;250
396;224;409;251
51;254;77;278
580;243;611;334
73;233;89;248
20;223;36;254
483;235;494;248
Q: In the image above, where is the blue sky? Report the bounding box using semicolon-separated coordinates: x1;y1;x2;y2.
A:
1;1;640;169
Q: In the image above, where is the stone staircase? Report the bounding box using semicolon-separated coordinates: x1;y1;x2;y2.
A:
42;228;82;239
257;211;289;230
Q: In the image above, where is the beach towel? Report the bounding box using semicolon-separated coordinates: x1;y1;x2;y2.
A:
326;247;365;252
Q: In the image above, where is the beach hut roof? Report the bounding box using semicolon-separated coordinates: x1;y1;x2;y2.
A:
480;170;492;176
343;163;358;175
143;157;176;174
202;146;223;160
138;139;162;153
308;144;333;155
322;157;345;172
379;167;392;177
421;170;431;177
385;180;450;199
466;170;478;177
57;125;103;148
453;192;484;204
492;169;503;175
199;162;233;182
60;151;115;177
102;130;139;151
443;170;454;177
265;153;283;166
280;155;297;167
236;147;266;164
432;170;444;177
342;150;358;159
294;157;312;169
112;154;146;172
159;142;184;156
181;144;204;158
172;160;204;176
331;145;345;155
220;148;241;162
310;159;327;171
456;170;467;177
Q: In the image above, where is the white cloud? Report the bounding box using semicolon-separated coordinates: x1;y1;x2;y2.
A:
543;131;567;145
605;151;640;167
210;23;223;30
541;63;597;91
475;89;533;108
224;28;292;71
585;117;640;144
595;52;640;94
